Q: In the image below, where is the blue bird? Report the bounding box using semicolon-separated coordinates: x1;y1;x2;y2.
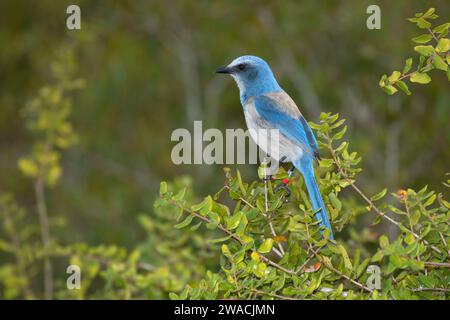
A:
216;55;333;240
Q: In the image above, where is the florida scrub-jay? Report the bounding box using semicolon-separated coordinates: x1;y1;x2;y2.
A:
216;55;333;239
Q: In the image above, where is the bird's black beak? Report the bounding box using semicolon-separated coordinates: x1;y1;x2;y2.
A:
215;66;232;74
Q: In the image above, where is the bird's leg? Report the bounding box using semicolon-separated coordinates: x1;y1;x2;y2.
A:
273;159;295;202
287;164;295;177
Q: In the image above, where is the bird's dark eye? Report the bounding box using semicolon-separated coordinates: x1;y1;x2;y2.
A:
237;63;246;71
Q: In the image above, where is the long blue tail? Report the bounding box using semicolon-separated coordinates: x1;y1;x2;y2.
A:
294;158;334;240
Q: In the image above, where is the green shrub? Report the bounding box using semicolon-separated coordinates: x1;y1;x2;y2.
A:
158;112;449;300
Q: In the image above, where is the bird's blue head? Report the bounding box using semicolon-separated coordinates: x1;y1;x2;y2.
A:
216;55;281;105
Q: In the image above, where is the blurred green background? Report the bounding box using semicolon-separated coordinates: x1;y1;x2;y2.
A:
0;0;449;252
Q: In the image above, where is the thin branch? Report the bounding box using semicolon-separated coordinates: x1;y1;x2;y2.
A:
263;178;285;256
350;181;441;254
34;175;53;300
250;288;298;300
295;247;322;274
258;254;297;276
426;27;439;43
412;287;450;293
328;141;442;255
424;261;450;268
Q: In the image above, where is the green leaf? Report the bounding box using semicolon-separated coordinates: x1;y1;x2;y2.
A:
337;244;353;271
169;292;180;300
329;192;342;211
191;196;213;216
404;233;415;245
207;235;232;244
159;181;168;196
205;221;218;230
319;158;334;168
221;244;232;257
412;34;433;44
258;238;274;254
388;71;401;83
410;72;431;84
190;221;202;231
371;188;387;201
371;215;382;226
332;125;347;140
236;170;246;194
251;251;260;261
396;81;411;95
379;74;388;87
253;262;268;278
379;235;389;249
372;251;384;262
226;211;243;230
413;45;435;56
382;85;398;95
172;188;186;201
436;38;450;53
416;18;431;29
235;213;248;236
422;8;435;18
423;194;436;207
207;211;221;224
433;23;450;34
403;58;413;74
174;214;194;229
433;55;448;71
200;196;213;216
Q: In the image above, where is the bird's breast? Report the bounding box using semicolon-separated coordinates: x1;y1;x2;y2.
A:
243;98;303;162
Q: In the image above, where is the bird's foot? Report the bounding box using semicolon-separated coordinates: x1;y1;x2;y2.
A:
273;177;291;202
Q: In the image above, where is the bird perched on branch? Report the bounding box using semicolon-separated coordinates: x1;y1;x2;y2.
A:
216;55;333;240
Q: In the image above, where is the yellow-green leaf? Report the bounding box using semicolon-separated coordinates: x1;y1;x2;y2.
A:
253;262;267;278
413;45;435;56
388;71;401;83
174;214;194;229
226;211;243;230
396;80;411;95
251;251;260;261
433;55;448;71
412;34;433;44
410;72;431;84
436;38;450;53
403;58;413;74
433;23;450;34
337;244;353;271
258;238;274;254
382;85;398;95
379;235;389;249
371;188;387;201
221;244;231;257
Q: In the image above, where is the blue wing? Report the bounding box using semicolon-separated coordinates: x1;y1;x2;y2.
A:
253;94;319;160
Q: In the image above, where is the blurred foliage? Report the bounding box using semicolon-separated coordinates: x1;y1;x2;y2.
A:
0;2;449;299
